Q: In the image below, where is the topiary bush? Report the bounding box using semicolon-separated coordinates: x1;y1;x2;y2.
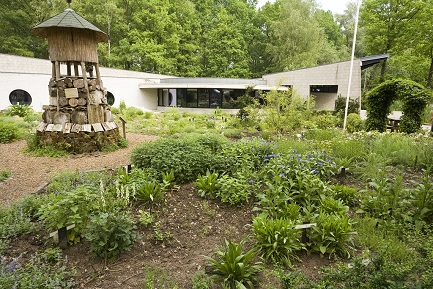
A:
365;78;431;133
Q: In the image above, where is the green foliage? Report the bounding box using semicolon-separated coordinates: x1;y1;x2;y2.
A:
84;211;136;260
252;216;302;266
0;169;11;182
307;212;356;258
365;78;431;133
38;185;101;243
330;184;359;206
216;174;251;206
334;96;359;119
46;170;111;195
138;210;153;227
410;169;433;225
135;181;165;205
131;135;235;183
195;170;220;199
259;90;313;133
346;113;363;132
143;265;179;289
4;104;34;118
192;270;212;289
0;121;20;143
0;202;38;253
205;239;262;289
25;134;68;157
0;251;76;289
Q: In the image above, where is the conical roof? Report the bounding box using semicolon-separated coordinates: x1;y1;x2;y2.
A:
32;8;108;42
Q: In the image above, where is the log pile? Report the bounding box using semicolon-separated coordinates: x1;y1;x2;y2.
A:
37;77;120;153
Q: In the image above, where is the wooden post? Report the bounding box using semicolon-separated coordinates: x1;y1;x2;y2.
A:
49;224;75;249
294;223;316;244
66;61;71;76
117;114;127;139
52;62;56;79
74;62;79;77
80;61;90;99
95;63;101;82
55;61;61;111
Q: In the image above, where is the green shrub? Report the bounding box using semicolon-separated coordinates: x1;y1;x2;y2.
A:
84;211;136;260
252;216;302;266
38;185;101;243
0;121;20;143
307;212;356;258
334;96;359;118
4;104;34;118
216;174;251;206
195;170;220;199
0;251;76;288
346;112;363;132
205;239;262;289
131;136;235;183
330;184;359;206
135;180;165;205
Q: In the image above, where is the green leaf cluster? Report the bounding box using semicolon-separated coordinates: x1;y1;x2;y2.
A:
205;239;262;289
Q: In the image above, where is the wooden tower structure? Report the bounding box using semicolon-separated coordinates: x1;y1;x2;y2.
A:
32;0;119;153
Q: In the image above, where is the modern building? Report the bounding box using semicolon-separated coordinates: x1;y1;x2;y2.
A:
0;53;388;113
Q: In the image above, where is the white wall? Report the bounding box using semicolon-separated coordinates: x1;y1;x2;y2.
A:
0;54;173;112
262;60;362;107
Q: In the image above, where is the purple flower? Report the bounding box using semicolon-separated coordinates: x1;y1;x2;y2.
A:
279;173;285;178
317;161;323;166
249;179;255;185
279;165;285;169
312;170;319;175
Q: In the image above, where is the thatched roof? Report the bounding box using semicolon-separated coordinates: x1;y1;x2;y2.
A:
32;8;108;42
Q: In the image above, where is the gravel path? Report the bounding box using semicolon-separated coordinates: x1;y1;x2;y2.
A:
0;133;157;205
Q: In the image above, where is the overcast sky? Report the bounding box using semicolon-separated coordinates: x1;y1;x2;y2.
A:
257;0;351;15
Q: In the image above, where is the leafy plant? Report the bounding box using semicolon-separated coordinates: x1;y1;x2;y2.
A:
307;212;356;258
38;185;101;243
192;270;213;289
217;175;251;206
0;169;11;182
410;169;433;225
205;239;262;289
138;209;153;227
195;170;220;198
252;216;302;266
152;222;172;243
84;211;136;261
0;121;20;143
143;265;179;289
4;104;34;117
0;251;76;288
135;181;165;206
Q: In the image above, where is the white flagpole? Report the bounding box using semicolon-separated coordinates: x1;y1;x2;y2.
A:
343;0;362;131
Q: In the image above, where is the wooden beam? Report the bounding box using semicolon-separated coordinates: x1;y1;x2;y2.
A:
55;61;60;111
80;61;90;99
74;62;79;77
66;61;71;76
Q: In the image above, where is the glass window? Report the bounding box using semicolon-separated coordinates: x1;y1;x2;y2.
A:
177;89;187;107
210;89;222;108
187;89;198;107
9;89;32;105
198;89;210;108
310;85;338;93
106;91;115;106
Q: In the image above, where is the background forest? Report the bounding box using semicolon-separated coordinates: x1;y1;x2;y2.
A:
1;0;433;92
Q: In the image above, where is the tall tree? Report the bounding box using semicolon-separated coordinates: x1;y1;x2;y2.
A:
266;0;328;71
360;0;421;81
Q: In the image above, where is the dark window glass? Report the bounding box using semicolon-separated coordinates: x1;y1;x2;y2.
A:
198;89;210;108
158;89;163;106
310;85;338;93
9;89;32;105
177;89;187;107
210;89;222;108
107;91;115;105
187;89;198;107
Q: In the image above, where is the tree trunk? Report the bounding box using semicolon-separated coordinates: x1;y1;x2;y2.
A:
427;56;433;89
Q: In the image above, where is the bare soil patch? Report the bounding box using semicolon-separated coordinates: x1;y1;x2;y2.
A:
1;133;334;288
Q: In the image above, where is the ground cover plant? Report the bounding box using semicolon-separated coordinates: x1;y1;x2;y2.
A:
2;108;433;288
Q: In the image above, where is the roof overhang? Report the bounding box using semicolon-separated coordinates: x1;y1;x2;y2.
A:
139;83;289;91
360;54;390;70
